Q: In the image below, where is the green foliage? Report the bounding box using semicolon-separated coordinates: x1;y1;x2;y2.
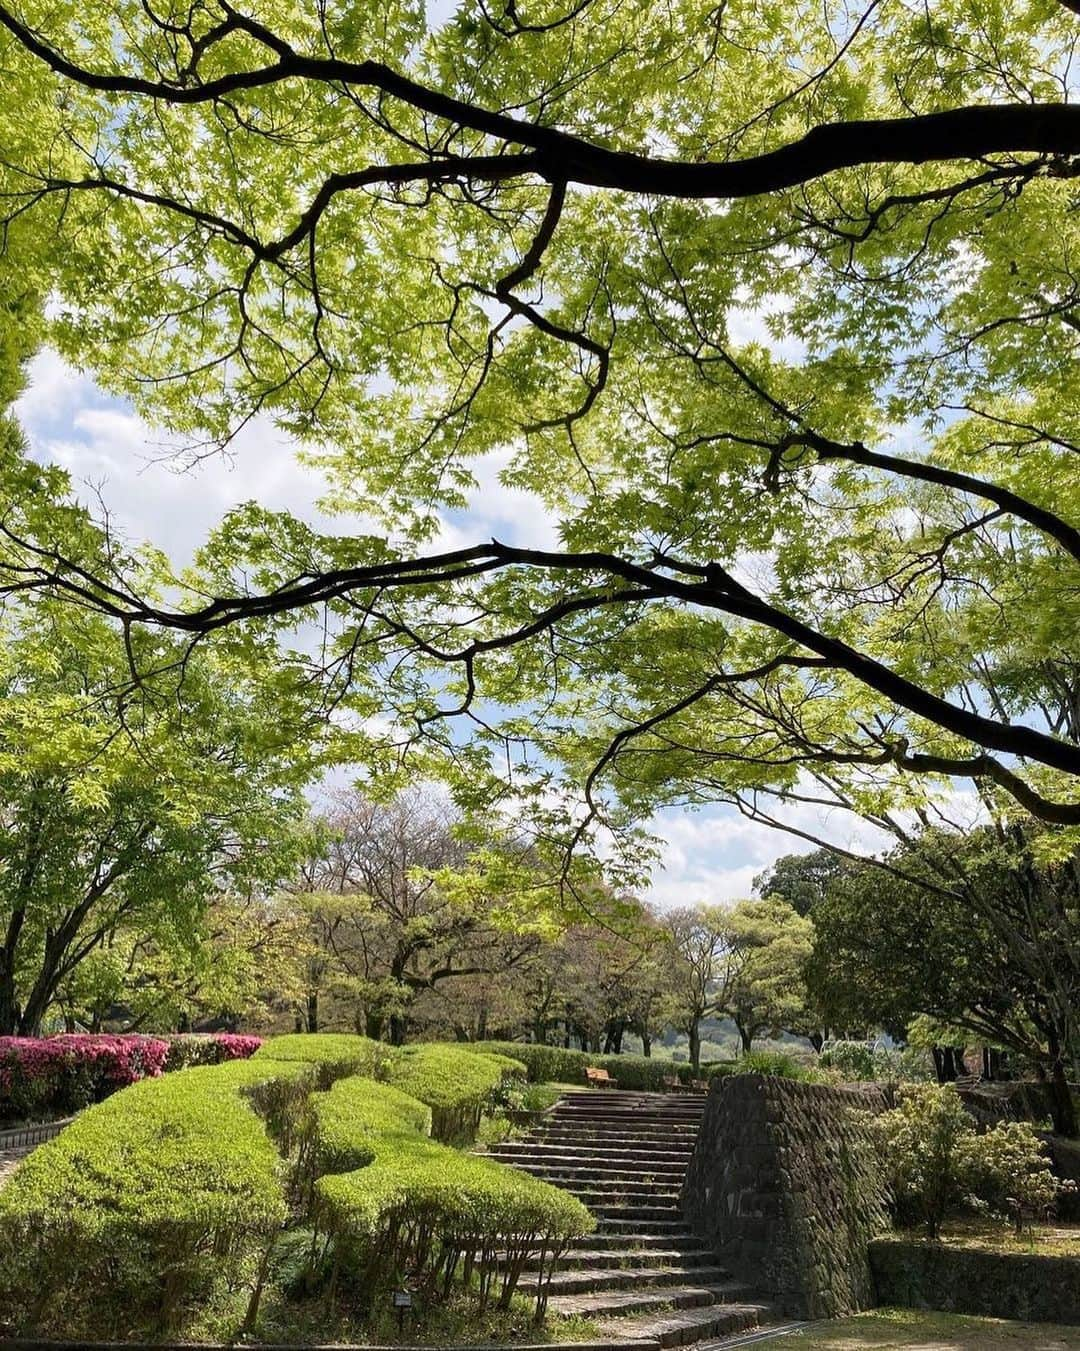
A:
255;1033;389;1087
472;1040;694;1090
868;1085;1072;1239
705;1049;823;1082
310;1076;431;1176
820;1040;934;1084
316;1137;593;1317
963;1123;1076;1234
868;1084;978;1238
0;1058;315;1336
383;1043;523;1145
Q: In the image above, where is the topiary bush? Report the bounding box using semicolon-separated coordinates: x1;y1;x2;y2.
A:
0;1033;171;1123
383;1043;524;1145
309;1075;591;1321
472;1040;694;1090
0;1057;316;1337
254;1032;388;1087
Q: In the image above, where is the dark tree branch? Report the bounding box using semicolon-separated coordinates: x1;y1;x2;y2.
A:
4;4;1080;199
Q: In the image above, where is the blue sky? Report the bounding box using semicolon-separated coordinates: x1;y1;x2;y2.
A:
15;346;892;908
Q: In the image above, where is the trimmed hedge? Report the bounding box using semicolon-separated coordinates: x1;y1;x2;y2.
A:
309;1073;591;1318
311;1075;432;1175
472;1040;694;1090
384;1043;524;1144
0;1057;314;1337
254;1032;388;1087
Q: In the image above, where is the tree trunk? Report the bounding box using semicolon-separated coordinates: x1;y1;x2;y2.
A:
389;1012;407;1046
1047;1059;1079;1138
737;1021;753;1055
306;989;319;1034
0;957;20;1037
641;1030;652;1057
688;1021;701;1074
365;1010;384;1040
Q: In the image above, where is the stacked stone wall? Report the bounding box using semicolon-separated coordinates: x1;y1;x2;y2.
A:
680;1074;890;1319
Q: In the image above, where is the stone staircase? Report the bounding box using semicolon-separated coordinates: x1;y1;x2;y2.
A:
484;1090;774;1347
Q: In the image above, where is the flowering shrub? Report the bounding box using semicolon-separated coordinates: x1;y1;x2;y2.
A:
163;1033;263;1072
0;1035;170;1123
868;1083;1073;1237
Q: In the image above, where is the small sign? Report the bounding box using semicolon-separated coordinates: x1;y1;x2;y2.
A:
392;1291;413;1309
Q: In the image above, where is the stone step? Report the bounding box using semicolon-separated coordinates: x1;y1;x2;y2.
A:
568;1232;712;1253
491;1165;688;1188
522;1263;731;1297
562;1188;682;1209
552;1100;705;1113
528;1247;718;1272
534;1129;700;1147
592;1202;682;1221
511;1176;684;1199
599;1301;767;1348
595;1216;691;1234
549;1281;751;1321
486;1147;691;1171
551;1110;705;1124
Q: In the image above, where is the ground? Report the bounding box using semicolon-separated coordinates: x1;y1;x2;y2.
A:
927;1220;1080;1258
785;1308;1080;1350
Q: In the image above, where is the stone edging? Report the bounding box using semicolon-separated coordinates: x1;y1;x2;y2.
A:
0;1119;72;1150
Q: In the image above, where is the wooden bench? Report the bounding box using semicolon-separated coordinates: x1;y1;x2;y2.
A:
585;1066;614;1089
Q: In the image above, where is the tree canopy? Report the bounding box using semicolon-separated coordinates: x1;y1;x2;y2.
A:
0;0;1078;865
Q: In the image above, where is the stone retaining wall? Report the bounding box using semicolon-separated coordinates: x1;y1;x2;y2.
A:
680;1074;890;1319
869;1238;1080;1324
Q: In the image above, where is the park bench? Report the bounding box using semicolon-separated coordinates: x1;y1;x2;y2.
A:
585;1066;614;1089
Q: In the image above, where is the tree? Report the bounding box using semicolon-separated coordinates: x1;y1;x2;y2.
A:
664;904;740;1073
754;849;847;918
807;822;1080;1137
289;788;548;1043
0;438;321;1034
0;1;1076;856
718;898;814;1054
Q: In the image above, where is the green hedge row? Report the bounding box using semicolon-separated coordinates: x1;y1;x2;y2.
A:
309;1073;591;1317
0;1036;579;1338
383;1043;524;1144
0;1057;315;1337
471;1040;695;1090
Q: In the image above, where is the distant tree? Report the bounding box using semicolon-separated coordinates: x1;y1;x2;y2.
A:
718;898;815;1054
290;788;545;1043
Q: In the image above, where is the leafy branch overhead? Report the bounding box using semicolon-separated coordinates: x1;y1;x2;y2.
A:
0;0;1078;835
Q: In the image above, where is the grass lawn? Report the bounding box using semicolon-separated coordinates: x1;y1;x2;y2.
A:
926;1219;1080;1259
784;1308;1080;1349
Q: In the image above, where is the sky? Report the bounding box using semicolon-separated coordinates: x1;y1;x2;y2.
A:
15;347;893;909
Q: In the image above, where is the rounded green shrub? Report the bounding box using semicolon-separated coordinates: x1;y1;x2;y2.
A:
254;1032;387;1086
383;1044;523;1144
0;1057;314;1337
